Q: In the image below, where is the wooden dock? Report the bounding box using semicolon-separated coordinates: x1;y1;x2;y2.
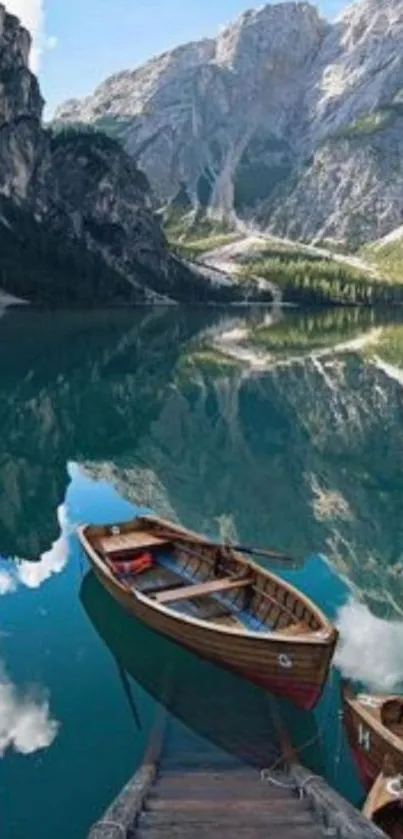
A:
88;716;388;839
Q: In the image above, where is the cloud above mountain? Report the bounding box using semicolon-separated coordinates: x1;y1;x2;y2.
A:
4;1;57;71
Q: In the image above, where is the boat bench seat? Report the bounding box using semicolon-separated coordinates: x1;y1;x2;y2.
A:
155;575;255;605
99;531;170;557
279;621;311;636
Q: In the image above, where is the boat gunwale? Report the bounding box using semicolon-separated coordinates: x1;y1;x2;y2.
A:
364;771;403;823
343;685;403;755
77;520;337;647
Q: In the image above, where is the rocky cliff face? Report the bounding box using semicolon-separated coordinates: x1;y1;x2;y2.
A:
0;6;262;305
0;7;44;201
55;0;403;245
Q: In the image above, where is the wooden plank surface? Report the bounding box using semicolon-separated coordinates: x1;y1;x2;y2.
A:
88;701;386;839
98;531;169;556
155;576;254;605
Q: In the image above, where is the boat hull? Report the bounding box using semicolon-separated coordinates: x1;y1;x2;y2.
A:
343;688;403;791
90;561;335;711
364;772;403;838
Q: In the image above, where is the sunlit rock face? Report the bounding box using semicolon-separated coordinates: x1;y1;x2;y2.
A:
0;7;46;202
56;0;403;245
0;6;262;305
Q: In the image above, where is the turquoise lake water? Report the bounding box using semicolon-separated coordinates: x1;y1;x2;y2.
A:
1;306;403;838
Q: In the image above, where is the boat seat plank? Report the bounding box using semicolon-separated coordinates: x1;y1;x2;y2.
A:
389;723;403;739
98;531;170;557
279;621;311;636
155;575;255;605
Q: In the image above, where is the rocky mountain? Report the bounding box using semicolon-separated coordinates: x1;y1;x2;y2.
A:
0;5;266;305
55;0;403;246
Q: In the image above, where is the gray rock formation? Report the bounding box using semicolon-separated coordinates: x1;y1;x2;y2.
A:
0;5;265;305
55;0;403;245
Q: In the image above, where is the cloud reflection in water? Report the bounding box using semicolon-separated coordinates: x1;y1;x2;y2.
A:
335;600;403;692
0;504;69;593
0;666;59;757
0;570;17;595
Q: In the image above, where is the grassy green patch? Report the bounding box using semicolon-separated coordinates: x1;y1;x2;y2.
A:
164;209;232;240
239;250;403;306
176;347;243;380
174;233;240;259
325;103;403;146
243;308;377;355
164;209;239;258
365;325;403;368
240;246;329;265
361;239;403;284
326;110;394;144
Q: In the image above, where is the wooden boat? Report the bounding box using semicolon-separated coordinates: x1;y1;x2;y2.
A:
363;759;403;839
77;515;338;710
80;570;326;772
343;684;403;789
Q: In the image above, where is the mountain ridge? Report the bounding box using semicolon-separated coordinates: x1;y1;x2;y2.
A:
55;0;403;246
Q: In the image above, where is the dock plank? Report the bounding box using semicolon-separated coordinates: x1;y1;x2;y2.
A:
89;711;386;839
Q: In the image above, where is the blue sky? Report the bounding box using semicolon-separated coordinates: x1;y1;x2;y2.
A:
7;0;350;116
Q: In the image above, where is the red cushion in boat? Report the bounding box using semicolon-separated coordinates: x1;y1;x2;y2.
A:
112;552;154;575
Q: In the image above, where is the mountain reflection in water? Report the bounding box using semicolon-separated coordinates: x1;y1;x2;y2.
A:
2;304;403;838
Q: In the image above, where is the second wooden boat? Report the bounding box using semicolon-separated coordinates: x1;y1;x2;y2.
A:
77;515;338;710
343;684;403;788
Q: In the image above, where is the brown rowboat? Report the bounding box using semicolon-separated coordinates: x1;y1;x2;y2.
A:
343;684;403;837
77;515;337;710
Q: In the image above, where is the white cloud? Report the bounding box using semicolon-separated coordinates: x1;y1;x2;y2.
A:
0;665;59;756
4;1;57;72
335;600;403;692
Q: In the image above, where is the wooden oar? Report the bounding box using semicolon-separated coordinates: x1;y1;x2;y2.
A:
217;542;295;564
155;527;297;566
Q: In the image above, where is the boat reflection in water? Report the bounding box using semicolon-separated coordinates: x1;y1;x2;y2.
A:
80;571;325;773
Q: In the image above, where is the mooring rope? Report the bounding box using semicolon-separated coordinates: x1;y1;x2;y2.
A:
261;667;336;792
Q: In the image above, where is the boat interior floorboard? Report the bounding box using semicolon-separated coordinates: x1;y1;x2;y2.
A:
113;552;269;632
133;564;184;594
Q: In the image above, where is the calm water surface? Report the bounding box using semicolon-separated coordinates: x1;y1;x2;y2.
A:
1;305;403;838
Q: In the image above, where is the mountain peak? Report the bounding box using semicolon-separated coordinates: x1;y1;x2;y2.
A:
54;0;403;245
